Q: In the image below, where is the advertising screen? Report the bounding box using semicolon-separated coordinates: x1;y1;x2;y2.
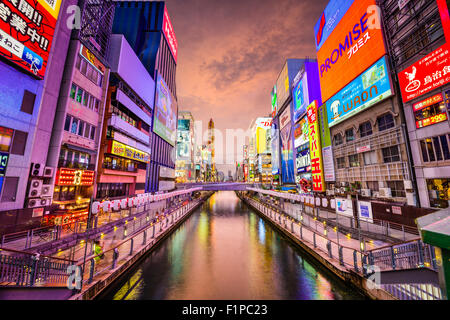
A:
325;56;392;127
163;5;178;63
296;147;310;174
108;140;150;163
294;116;309;148
271;122;280;175
153;73;177;145
293;73;308;123
280;123;295;184
0;151;9;175
0;0;62;79
276;62;290;108
318;105;335;182
178;119;190;131
307;101;325;192
315;0;386;103
177;130;190;159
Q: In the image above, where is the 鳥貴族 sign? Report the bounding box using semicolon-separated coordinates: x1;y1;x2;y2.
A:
0;0;62;79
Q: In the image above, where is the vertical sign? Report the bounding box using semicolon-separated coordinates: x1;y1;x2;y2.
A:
163;5;178;63
307;101;325;192
318;104;335;182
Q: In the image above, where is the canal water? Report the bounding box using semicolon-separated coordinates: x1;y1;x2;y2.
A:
101;191;365;300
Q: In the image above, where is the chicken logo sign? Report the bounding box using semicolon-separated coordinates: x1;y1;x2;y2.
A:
0;0;62;79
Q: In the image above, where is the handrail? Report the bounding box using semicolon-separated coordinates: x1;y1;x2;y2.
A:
365;237;422;252
0;246;76;263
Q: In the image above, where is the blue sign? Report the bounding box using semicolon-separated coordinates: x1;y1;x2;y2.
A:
326;56;392;128
314;0;354;51
0;176;3;194
0;152;9;176
293;76;308;123
360;205;370;218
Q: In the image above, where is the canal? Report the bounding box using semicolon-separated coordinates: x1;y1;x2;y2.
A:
100;191;365;300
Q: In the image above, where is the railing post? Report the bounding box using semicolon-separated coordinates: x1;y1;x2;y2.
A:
88;259;95;284
430;245;438;270
123;225;127;240
327;240;332;258
369;251;374;266
112;248;119;269
1;234;4;247
391;246;396;270
25;230;30;249
402;225;405;241
152;224;155;238
29;255;38;286
143;230;147;245
313;232;316;248
129;238;134;256
362;254;368;276
353;250;359;273
299;225;302;239
417;240;425;267
339;246;344;266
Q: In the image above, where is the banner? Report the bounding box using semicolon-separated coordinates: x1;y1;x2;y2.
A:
307;101;325;192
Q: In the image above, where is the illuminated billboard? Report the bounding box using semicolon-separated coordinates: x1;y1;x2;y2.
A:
294;116;308;148
0;0;62;79
293;74;308;123
325;56;392;127
271;86;277;117
271;122;280;175
307;101;325;192
108;140;150;163
315;0;386;103
280;123;295;184
153;73;177;145
318;104;335;182
177;119;191;160
276;62;290;108
163;5;178;63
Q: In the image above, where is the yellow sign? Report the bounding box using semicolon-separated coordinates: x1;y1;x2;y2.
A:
109;140;150;163
37;0;62;20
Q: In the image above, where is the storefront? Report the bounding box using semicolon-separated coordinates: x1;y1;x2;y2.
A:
427;178;450;208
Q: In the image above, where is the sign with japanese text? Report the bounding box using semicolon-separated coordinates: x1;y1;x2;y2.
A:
398;43;450;103
80;44;105;75
412;93;443;112
0;151;8;175
307;101;325;192
315;0;386;103
318;104;335;182
294;116;308;148
358;201;373;223
416;112;448;129
0;0;61;79
55;168;94;186
108;140;150;163
163;5;178;63
325;57;392;127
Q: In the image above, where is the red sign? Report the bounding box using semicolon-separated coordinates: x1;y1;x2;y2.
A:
416;112;448;129
0;0;61;79
412;93;444;112
163;5;178;63
55;168;95;186
399;43;450;103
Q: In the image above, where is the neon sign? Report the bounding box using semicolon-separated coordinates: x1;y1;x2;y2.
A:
55;168;94;186
307;101;325;192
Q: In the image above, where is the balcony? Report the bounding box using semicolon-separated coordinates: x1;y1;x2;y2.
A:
58;160;95;171
108;114;149;144
102;162;138;173
335;161;410;183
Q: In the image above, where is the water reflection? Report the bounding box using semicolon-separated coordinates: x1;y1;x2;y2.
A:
104;191;364;300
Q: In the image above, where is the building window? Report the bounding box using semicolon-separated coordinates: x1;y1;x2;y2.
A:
345;128;354;142
382;146;400;163
363;151;377;165
10;130;27;155
1;177;19;202
387;180;406;198
76;87;83;103
359;121;372;138
20;90;36;115
349;154;359;167
367;181;379;192
71;118;79;134
90;126;95;140
420;135;450;162
334;133;343;146
82;91;89;107
337;157;346;169
377;113;395;131
64;115;71;131
427;179;450;208
70;84;77;100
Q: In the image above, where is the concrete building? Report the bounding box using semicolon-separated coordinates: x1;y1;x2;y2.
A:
0;0;76;232
380;0;450;208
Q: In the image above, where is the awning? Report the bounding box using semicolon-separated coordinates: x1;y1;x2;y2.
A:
63;143;97;155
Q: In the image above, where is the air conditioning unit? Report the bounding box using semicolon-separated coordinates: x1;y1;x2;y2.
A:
404;180;413;190
361;189;371;197
30;163;43;177
43;167;54;178
326;189;335;196
27;198;42;208
39;197;52;207
379;188;392;198
41;184;53;197
28;179;43;198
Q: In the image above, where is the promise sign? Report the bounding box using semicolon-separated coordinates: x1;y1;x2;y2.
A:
307;101;325;192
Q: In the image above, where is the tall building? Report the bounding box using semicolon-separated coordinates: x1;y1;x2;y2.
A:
380;0;450;209
0;0;76;233
248;118;273;183
112;1;178;192
314;0;415;205
176;111;195;183
207;118;216;181
44;0;115;226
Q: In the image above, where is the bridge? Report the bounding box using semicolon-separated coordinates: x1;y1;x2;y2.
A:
176;182;250;191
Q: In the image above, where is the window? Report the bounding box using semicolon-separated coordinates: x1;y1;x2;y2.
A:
84;123;91;138
94;99;100;112
377;113;395;131
70;84;77;99
382;146;400;163
387;180;406;198
0;127;13;152
64;115;71;131
78;121;84;136
75;55;81;70
1;177;19;202
10;130;28;155
363;151;377;165
420;135;450;162
359;121;372;137
349;154;359;167
71;118;79;134
345;128;354;142
334;133;343;146
337;157;346;169
20;90;36;115
76;87;83;103
82;91;89;106
80;58;87;74
90;126;95;140
367;181;379;192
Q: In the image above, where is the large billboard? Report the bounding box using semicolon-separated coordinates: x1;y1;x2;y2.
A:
163;5;178;63
318;104;335;182
271;86;277;117
280;123;295;184
0;0;62;79
293;72;309;123
276;62;290;108
153;73;177;145
177;120;190;160
307;101;325;192
294;116;308;148
325;56;392;127
271;122;280;175
315;0;386;103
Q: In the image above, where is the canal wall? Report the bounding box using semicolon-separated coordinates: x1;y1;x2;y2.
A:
70;191;215;300
238;192;396;301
